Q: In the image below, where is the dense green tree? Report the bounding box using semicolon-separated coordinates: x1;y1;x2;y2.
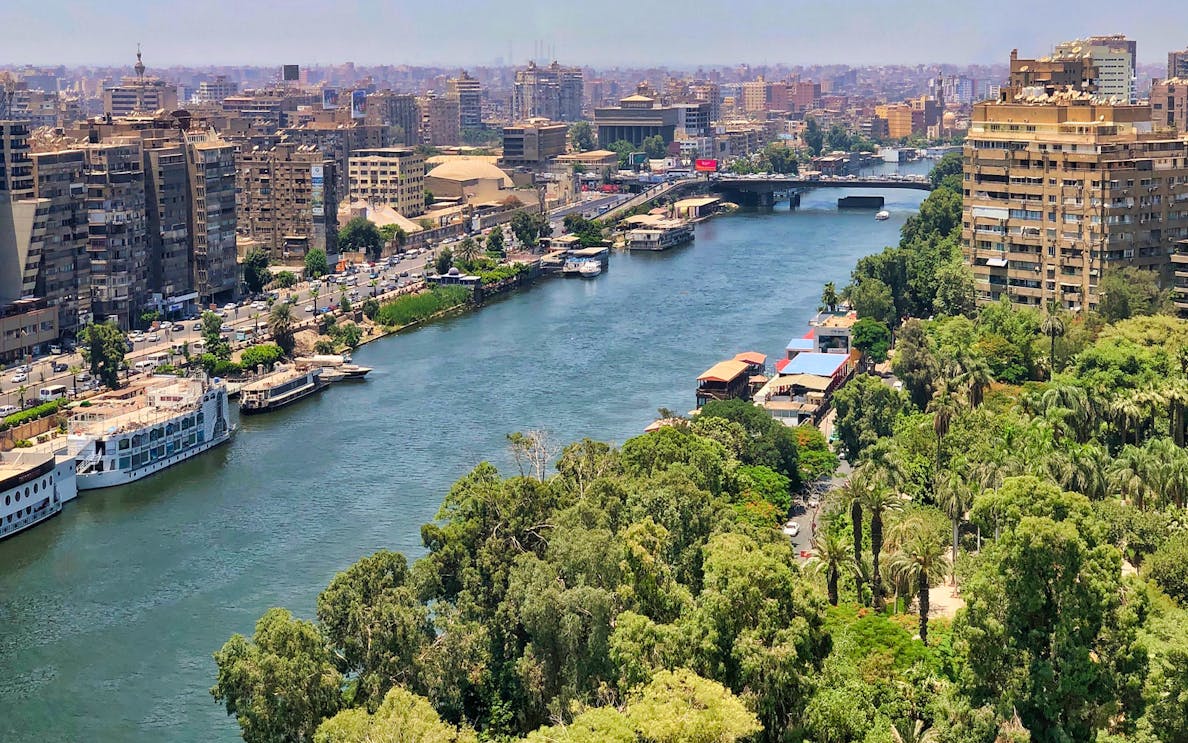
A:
892;319;938;410
929;151;963;189
824;123;852;152
305;248;329;279
510;211;551;248
888;530;949;644
698;398;801;487
956;516;1144;742
809;531;853;606
243;248;272;294
485;226;505;255
78;321;127;389
211;608;344;743
274;270;299;289
1099;266;1172;323
803;117;824;156
240;343;284;372
933;260;976;318
608;139;637;169
832;375;907;461
820;281;840;312
314;686;475;743
435;248;453;275
641;135;667;160
852;317;892;365
378;223;406;249
850;277;897;326
762;143;799;174
568;121;595;152
562;214;605;247
1142;533;1188;607
201;310;231;360
338;217;384;261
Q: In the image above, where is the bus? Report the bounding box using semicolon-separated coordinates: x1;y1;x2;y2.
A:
39;384;68;402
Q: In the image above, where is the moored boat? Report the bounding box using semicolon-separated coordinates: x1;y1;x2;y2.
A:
875;210;890;221
69;376;233;491
579;261;602;278
0;448;77;541
239;364;327;414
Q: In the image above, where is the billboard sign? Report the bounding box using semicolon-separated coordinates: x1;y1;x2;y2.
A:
350;90;366;120
695;158;719;173
282;64;300;82
322;88;339;110
310;165;325;217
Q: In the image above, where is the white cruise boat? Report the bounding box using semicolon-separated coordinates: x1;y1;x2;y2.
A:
0;448;78;541
69;376;233;491
579;261;602;278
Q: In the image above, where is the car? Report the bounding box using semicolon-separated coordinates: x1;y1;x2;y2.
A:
304;304;314;313
192;322;203;331
807;494;821;509
223;302;236;311
49;345;61;355
10;372;28;384
399;270;410;278
146;333;161;342
251;301;267;311
171;323;185;332
781;520;800;538
51;362;68;373
0;404;18;416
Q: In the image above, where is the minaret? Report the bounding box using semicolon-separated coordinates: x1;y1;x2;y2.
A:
134;44;145;80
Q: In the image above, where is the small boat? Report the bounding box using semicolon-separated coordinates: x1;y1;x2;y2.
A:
579;261;602;278
239;365;327;414
875;210;890;221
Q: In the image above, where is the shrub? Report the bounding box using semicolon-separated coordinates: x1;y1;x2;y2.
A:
373;286;470;327
240;343;285;371
1;399;67;431
1144;533;1188;607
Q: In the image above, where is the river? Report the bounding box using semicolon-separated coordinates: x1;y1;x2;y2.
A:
0;160;930;742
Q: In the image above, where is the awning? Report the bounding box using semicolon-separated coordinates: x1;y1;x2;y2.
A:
985;257;1008;267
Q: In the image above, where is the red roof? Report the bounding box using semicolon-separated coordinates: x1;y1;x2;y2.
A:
775;358;791;373
733;351;767;366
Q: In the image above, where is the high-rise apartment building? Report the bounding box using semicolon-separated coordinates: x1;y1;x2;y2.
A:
142;140;192;306
1008;48;1096;95
1052;35;1137;103
1151;78;1188;133
365;92;419;146
418;96;460;146
29;149;90;335
103;49;179;117
874;103;916;139
347;148;425;217
512;62;583;122
962;95;1188;313
236;143;337;261
84;139;149;329
186;136;238;303
447;72;483;130
1170;48;1188;80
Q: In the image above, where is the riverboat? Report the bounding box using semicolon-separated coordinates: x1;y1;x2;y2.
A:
296;355;373;381
579;261;602;278
625;220;694;251
239;364;327;414
69;377;233;491
0;449;78;541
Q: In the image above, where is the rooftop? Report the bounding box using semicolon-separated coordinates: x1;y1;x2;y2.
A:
697;359;750;384
779;352;849;377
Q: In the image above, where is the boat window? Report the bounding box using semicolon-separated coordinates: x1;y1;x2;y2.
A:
4;495;9;506
132;434;145;448
119;457;131;470
196;412;205;426
33;483;37;493
118;438;131;451
16;492;21;502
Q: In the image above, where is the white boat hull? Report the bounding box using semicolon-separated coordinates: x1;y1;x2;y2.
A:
75;428;234;491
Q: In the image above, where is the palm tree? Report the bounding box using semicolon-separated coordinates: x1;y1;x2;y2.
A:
455;236;481;265
369;279;379;298
830;479;867;605
859;440;910;493
889;532;950;645
820;281;839;313
1110;445;1155;510
1056;442;1110;501
860;480;904;612
1160;378;1188;447
1040;305;1066;380
68;364;82;395
1110;394;1146;447
957;354;994;409
927;385;964;483
267;303;296;357
935;469;973;587
809;531;853;606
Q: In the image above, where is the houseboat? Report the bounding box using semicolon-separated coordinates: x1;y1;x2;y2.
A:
626;220;694;251
239;364;327;414
296;355;372;381
0;449;78;541
69;376;233;490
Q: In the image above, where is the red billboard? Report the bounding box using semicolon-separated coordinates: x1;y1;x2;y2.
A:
694;158;719;173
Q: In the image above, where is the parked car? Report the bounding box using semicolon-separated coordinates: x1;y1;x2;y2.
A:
304;304;314;313
781;520;801;538
49;345;62;355
10;372;28;384
171;323;185;332
192;322;203;331
51;362;69;373
146;333;161;342
0;404;18;416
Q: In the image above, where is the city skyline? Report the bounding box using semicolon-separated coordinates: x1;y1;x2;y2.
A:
5;0;1188;68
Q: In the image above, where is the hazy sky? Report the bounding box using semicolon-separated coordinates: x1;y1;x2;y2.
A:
6;0;1188;68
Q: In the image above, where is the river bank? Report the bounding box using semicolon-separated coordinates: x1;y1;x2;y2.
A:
0;165;932;742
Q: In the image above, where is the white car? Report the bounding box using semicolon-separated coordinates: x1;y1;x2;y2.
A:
807;494;821;509
0;404;19;416
304;304;314;313
10;372;28;384
146;333;161;342
782;520;800;538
